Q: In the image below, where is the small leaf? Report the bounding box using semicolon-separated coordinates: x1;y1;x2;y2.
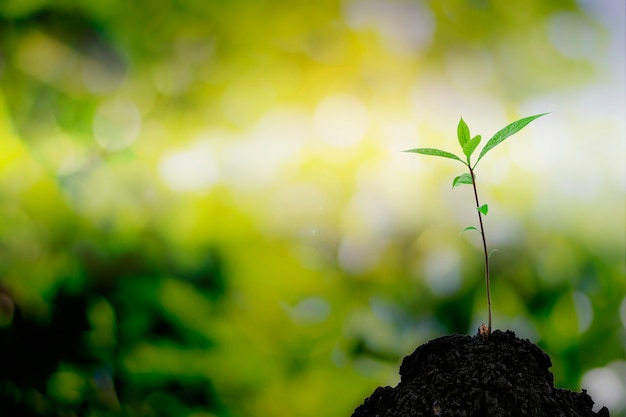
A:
404;148;463;163
457;118;470;148
462;226;478;233
477;204;489;215
463;135;481;162
475;113;548;165
488;249;499;259
452;173;473;188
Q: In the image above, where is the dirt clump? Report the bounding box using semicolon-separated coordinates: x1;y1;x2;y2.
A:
352;330;609;417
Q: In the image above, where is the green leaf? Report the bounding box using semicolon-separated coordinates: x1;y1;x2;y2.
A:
488;248;499;259
457;117;470;148
452;173;473;188
475;113;549;165
404;148;463;163
477;204;489;215
462;226;478;233
462;134;481;162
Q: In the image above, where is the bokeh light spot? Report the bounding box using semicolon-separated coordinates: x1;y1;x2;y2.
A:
423;248;462;296
547;12;600;60
159;141;218;192
314;94;370;147
338;236;385;275
81;57;126;94
15;31;74;85
343;0;434;55
152;61;191;96
284;297;331;325
582;365;626;412
445;51;494;90
93;98;141;151
222;108;310;188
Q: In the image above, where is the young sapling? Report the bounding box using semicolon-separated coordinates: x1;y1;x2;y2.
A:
404;113;548;339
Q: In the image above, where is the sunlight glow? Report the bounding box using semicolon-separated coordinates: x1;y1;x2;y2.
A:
222;108;310;188
314;94;370;147
158;141;218;192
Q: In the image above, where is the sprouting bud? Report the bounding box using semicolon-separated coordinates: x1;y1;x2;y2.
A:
479;323;490;340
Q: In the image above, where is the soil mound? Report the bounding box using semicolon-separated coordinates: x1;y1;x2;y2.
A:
352;330;609;417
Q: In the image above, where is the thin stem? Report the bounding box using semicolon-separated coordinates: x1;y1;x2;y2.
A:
468;165;492;337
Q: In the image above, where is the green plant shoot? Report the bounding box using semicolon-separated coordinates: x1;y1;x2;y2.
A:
405;113;548;338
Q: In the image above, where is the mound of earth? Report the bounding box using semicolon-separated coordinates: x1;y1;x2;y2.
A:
352;330;609;417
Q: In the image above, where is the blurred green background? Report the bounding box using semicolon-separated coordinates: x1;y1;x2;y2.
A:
0;0;624;416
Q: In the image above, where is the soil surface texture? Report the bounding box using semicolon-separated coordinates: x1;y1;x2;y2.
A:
352;330;609;417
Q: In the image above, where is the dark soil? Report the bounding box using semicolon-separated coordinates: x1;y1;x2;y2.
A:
352;330;609;417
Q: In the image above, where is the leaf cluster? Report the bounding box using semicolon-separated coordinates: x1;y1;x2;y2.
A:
405;113;548;173
405;112;547;225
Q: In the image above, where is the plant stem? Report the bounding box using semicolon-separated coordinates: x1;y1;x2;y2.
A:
468;165;492;337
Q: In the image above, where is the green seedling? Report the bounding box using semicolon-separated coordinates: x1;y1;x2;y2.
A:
405;113;548;339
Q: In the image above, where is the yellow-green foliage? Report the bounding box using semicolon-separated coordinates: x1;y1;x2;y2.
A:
0;1;623;416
